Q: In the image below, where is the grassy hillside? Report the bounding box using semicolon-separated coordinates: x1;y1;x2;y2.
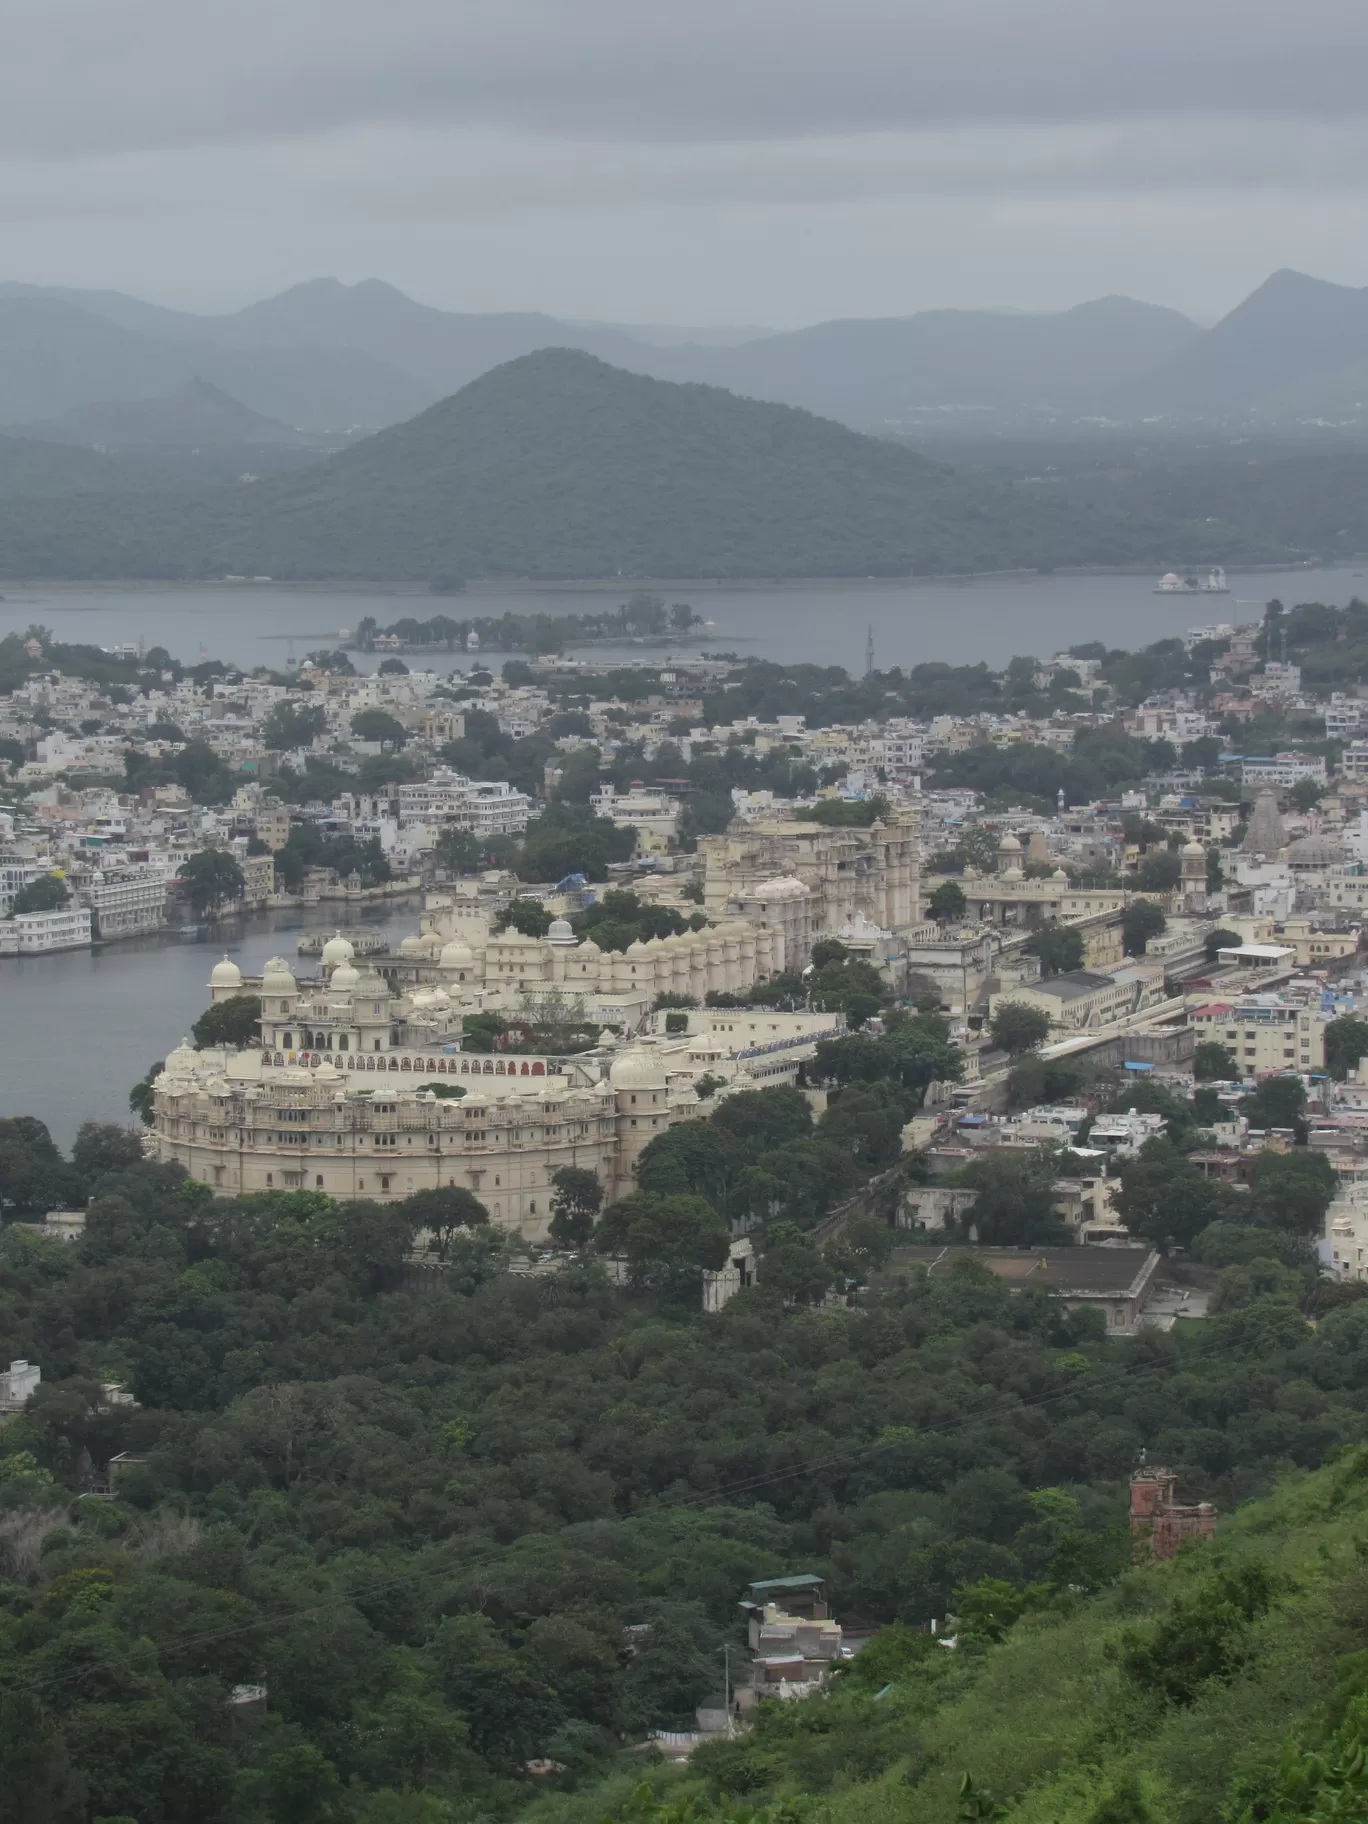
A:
536;1453;1368;1824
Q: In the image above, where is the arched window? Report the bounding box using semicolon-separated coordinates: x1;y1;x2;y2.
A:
520;1061;529;1075
483;1060;494;1074
389;1057;399;1071
401;1057;411;1071
281;1032;292;1050
427;1059;436;1072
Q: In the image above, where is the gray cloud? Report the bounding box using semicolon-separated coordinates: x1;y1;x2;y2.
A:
7;0;1368;155
3;0;1368;320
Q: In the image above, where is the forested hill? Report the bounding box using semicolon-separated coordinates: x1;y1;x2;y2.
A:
3;1099;1368;1820
0;349;1309;582
0;350;1059;581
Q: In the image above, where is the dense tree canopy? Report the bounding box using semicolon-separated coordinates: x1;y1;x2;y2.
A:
0;1103;1365;1821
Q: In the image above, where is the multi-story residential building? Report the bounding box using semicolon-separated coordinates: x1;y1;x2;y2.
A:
81;866;168;938
0;904;93;955
1188;993;1324;1075
1241;753;1328;788
0;858;45;915
391;770;532;836
1251;662;1303;699
1325;696;1368;740
590;785;679;851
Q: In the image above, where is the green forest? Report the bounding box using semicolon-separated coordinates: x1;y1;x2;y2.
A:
2;1085;1368;1824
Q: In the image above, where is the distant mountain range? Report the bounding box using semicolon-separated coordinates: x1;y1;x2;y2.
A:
0;349;1326;583
3;267;1368;436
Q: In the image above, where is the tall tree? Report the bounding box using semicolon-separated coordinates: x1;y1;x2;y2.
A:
177;849;245;916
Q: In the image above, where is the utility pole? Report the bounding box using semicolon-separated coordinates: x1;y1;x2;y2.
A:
865;624;875;678
723;1641;732;1735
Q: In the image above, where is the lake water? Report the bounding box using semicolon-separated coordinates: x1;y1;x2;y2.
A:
1;566;1362;676
0;899;422;1151
2;563;1365;1146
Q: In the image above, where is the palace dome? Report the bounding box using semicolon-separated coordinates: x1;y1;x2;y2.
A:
439;938;476;970
610;1048;668;1090
260;956;297;995
164;1037;198;1077
320;932;354;969
547;917;576;945
330;960;360;991
209;955;242;990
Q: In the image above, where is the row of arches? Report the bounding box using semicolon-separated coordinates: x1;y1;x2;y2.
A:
270;1052;551;1077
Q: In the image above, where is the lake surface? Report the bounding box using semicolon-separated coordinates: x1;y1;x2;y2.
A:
0;899;422;1150
1;566;1362;675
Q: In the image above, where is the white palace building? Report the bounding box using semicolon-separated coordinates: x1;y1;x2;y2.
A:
149;924;841;1241
149;807;922;1241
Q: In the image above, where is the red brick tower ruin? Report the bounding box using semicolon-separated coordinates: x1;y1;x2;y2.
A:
1129;1465;1216;1559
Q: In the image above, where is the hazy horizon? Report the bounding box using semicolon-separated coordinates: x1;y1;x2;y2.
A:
0;268;1297;337
7;0;1368;326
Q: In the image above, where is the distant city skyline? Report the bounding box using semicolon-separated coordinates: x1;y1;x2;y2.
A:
6;0;1368;325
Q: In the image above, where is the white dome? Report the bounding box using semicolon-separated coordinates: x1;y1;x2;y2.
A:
399;934;426;955
320;931;355;968
752;874;807;901
165;1037;198;1076
547;917;575;944
439;939;476;969
330;960;360;991
997;833;1022;853
260;956;297;995
1051;866;1069;882
210;954;242;989
610;1048;668;1090
1182;838;1206;857
354;968;389;995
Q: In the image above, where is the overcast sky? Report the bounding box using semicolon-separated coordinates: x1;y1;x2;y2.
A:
6;0;1368;326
